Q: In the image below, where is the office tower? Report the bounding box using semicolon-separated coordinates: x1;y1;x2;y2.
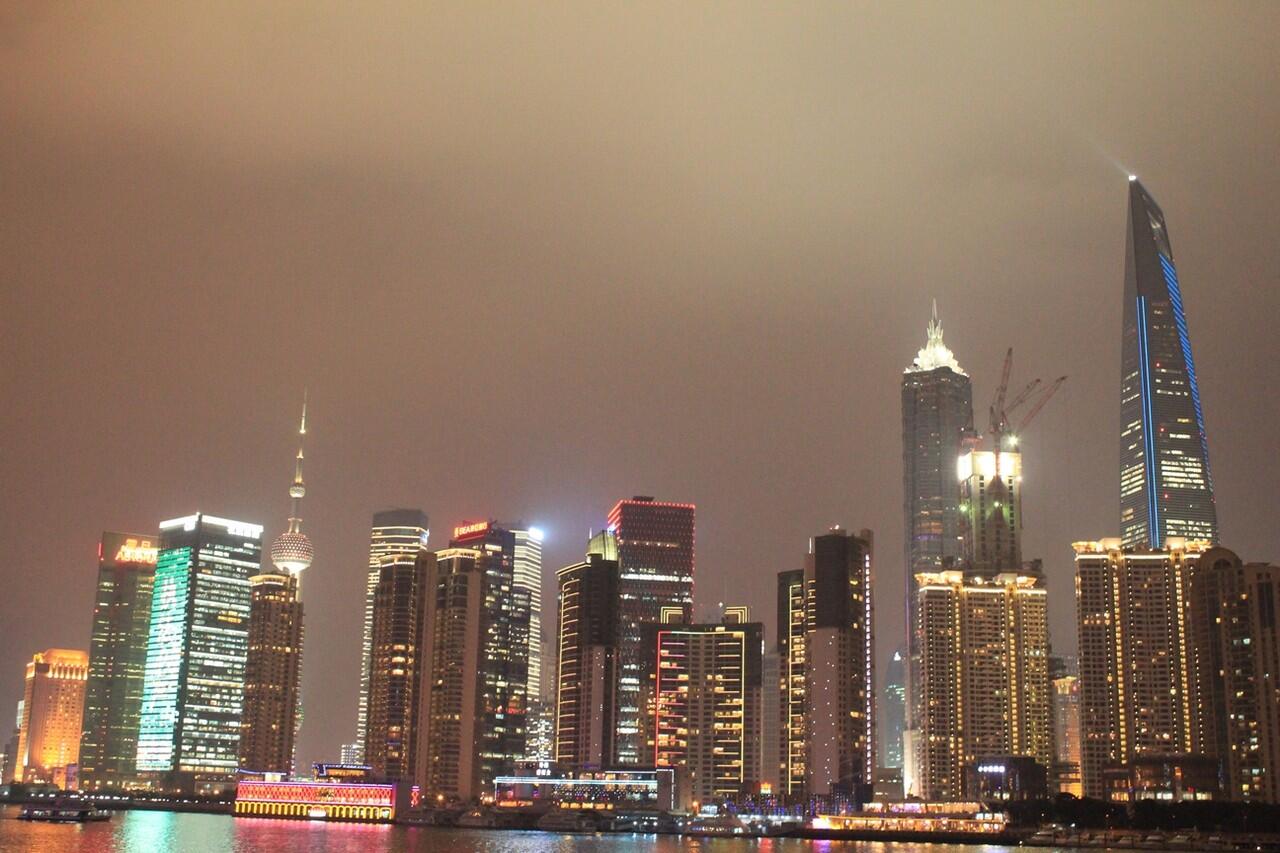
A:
79;532;157;790
415;522;530;801
1185;547;1280;803
240;402;310;775
511;526;544;708
358;509;429;762
1051;659;1083;797
365;551;432;782
1074;538;1207;800
645;607;764;808
901;303;973;796
776;569;806;796
1120;178;1217;549
554;531;620;770
607;496;695;766
804;527;874;798
135;514;262;793
339;743;361;766
913;566;1050;800
760;650;781;793
958;448;1022;572
14;650;88;787
880;650;905;770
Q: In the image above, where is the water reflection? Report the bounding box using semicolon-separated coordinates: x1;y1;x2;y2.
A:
0;807;1016;853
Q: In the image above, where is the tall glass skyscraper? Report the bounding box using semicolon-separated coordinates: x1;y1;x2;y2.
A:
135;513;262;793
356;509;429;762
606;496;695;766
900;304;972;796
79;532;158;790
1120;178;1217;548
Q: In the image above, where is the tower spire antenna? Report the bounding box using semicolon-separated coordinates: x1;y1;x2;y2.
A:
270;391;315;576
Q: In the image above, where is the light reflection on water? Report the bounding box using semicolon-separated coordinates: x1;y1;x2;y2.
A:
0;806;1018;853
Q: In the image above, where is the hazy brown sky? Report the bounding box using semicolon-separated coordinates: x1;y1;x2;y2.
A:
3;3;1279;770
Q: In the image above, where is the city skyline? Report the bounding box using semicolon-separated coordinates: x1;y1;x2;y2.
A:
4;4;1280;778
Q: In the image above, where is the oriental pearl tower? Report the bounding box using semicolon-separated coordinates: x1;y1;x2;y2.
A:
270;396;314;577
239;396;310;775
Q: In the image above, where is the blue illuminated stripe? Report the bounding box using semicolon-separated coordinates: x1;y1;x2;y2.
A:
1136;295;1160;547
1158;254;1213;492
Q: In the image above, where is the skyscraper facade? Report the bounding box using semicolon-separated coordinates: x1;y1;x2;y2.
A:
365;550;432;782
776;569;806;796
1074;538;1207;799
913;568;1050;799
645;607;763;808
1185;547;1280;803
607;497;695;767
135;513;262;792
958;448;1023;572
901;305;972;796
554;531;620;770
240;403;311;775
880;650;905;770
14;649;88;787
79;532;157;790
1120;179;1217;549
358;509;429;761
415;522;530;801
1052;660;1083;797
804;528;874;798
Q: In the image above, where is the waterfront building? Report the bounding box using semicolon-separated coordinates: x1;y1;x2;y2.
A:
880;649;905;770
804;527;874;799
357;509;429;763
415;522;530;801
1074;538;1209;800
1185;547;1280;803
554;531;620;770
914;567;1050;799
776;568;806;796
79;532;157;790
14;649;88;787
493;766;675;814
240;402;310;775
901;303;973;797
607;497;695;766
135;514;262;793
511;526;544;712
1120;178;1217;549
365;551;432;782
644;606;764;809
760;649;781;793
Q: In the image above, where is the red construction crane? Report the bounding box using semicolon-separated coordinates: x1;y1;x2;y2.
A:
986;347;1066;449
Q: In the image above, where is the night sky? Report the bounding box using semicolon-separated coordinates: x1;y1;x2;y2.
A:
3;4;1279;771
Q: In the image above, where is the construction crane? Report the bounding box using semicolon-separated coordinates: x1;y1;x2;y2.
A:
986;347;1066;449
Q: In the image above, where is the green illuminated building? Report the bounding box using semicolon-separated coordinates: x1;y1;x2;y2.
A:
135;513;262;793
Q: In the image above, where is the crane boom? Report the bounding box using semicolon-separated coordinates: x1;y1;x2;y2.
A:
1015;376;1067;434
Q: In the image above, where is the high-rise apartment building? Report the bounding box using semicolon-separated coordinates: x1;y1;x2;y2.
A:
913;567;1050;800
645;607;763;808
14;650;88;787
776;569;806;796
1074;538;1207;800
79;532;157;790
240;402;311;775
1185;547;1280;803
554;531;620;770
1120;179;1217;549
135;513;262;793
365;551;433;782
357;509;429;762
901;304;972;796
607;497;695;766
804;528;874;798
415;522;531;801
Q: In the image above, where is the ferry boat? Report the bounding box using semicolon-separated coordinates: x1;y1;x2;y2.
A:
18;802;111;823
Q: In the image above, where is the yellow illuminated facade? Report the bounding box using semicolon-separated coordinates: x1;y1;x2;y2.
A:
16;649;89;787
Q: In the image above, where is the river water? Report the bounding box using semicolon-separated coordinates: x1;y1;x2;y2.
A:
0;806;1023;852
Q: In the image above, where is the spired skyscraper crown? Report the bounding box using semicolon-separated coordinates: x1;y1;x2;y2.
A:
1119;179;1218;548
